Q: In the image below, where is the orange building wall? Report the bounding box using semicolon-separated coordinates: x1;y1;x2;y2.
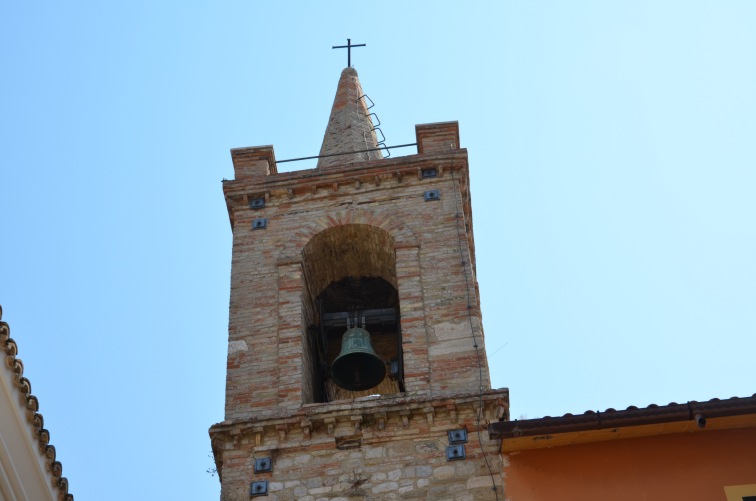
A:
504;428;756;501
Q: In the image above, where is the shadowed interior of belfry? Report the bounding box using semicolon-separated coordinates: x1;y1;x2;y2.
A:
301;224;404;402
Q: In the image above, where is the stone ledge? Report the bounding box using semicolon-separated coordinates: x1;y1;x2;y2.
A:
210;389;509;452
223;150;469;203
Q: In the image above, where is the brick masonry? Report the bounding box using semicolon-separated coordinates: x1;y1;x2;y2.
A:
211;70;509;499
211;391;508;501
316;67;383;169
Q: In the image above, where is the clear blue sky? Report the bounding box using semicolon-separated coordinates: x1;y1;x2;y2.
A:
2;2;755;499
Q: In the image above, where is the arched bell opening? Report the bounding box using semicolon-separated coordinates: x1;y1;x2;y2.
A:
301;224;404;403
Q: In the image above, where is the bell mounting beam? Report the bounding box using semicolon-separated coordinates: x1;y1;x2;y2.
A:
322;308;396;328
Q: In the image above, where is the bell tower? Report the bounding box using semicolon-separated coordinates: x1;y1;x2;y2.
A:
210;66;509;500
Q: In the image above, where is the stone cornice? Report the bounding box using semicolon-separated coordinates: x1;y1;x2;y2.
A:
0;305;74;501
222;150;469;205
210;389;508;482
210;389;508;450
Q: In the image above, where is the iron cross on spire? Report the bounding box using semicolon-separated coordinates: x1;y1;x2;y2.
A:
332;38;366;67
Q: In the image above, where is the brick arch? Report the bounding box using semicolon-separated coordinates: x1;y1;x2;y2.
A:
302;224;397;301
277;208;418;264
296;211;416;404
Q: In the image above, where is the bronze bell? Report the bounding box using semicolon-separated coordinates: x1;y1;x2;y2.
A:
331;326;386;391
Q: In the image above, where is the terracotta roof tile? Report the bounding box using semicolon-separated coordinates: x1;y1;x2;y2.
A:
489;393;756;440
0;305;74;501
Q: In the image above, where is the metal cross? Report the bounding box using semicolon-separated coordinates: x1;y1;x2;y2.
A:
332;38;366;67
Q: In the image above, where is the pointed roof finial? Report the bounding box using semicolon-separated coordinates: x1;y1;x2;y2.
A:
316;67;383;169
332;38;366;68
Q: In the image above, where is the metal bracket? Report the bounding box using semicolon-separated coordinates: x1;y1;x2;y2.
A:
446;444;466;461
252;218;267;230
389;358;400;380
424;190;440;201
448;429;468;444
357;94;375;110
250;481;268;496
254;457;272;473
367;112;381;127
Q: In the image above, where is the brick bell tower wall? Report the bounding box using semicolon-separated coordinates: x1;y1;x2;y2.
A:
220;149;491;418
210;72;509;499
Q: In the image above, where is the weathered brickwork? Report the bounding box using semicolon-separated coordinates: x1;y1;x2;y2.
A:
211;68;509;499
317;67;383;169
221;123;492;418
212;392;507;501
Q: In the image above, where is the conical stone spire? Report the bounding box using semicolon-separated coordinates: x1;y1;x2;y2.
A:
317;67;383;169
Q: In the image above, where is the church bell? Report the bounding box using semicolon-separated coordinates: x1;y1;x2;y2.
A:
331;319;386;391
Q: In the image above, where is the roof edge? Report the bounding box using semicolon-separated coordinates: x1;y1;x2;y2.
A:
489;394;756;441
0;305;74;501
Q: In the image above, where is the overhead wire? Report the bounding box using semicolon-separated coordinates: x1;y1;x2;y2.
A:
448;143;501;500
